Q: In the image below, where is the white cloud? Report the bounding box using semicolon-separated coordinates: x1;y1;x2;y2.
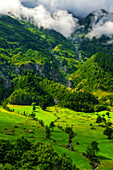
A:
0;0;77;37
87;21;113;39
21;0;110;17
1;0;113;38
21;5;77;37
0;0;21;16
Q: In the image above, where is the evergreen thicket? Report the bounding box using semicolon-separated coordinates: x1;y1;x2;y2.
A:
0;137;77;169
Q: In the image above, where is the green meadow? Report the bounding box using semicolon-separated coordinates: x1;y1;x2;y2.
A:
0;105;113;170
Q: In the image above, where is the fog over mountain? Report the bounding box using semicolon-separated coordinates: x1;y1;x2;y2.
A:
21;0;113;17
0;0;77;37
0;0;113;38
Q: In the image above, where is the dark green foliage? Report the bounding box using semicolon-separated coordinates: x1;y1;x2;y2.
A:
8;74;55;108
94;52;113;73
0;14;78;95
85;141;100;168
45;126;50;139
31;102;36;110
50;121;55;128
106;112;110;118
58;91;98;112
0;137;77;169
39;95;54;110
0;140;13;163
14;136;31;152
106;122;112;126
94;104;107;112
30;112;36;120
0;77;12;102
8;89;32;105
102;114;105;117
7;73;99;112
65;126;73;134
71;52;113;93
2;100;8;109
0;163;15;170
39;120;44;127
78;36;113;60
0;15;111;113
69;130;75;142
86;141;99;159
103;127;113;139
96;115;102;123
65;126;75;143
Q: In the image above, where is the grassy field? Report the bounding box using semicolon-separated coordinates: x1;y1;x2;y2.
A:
0;106;46;144
1;105;113;169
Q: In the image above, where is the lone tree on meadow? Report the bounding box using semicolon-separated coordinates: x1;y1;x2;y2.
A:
50;121;55;128
31;102;36;111
86;141;100;168
96;115;102;123
106;112;110;118
86;141;99;159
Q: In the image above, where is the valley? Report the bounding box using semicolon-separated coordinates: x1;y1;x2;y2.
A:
0;105;113;169
0;8;113;169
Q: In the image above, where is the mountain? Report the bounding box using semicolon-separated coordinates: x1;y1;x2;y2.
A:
0;12;113;109
0;9;113;170
0;14;79;102
78;9;111;32
0;14;79;100
71;52;113;93
70;9;113;61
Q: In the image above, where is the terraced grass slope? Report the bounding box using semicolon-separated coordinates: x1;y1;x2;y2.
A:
7;105;113;170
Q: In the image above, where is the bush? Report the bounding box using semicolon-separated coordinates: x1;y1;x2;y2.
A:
96;115;102;123
94;104;107;112
103;127;113;139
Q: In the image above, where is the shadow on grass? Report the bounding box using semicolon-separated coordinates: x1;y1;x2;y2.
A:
98;155;112;160
45;110;52;112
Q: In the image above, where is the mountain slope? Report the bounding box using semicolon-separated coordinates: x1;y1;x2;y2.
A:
71;52;113;93
70;9;113;61
0;15;78;82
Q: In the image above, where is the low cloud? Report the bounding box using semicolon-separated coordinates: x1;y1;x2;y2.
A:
0;0;21;16
0;0;113;38
21;5;77;37
86;21;113;39
21;0;111;17
0;0;77;37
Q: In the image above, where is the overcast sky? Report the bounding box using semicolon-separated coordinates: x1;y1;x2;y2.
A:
20;0;113;17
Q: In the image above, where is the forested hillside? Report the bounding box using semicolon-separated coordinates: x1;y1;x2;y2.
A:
0;14;113;111
71;52;113;92
0;15;78;78
70;9;113;61
5;73;98;112
0;15;78;101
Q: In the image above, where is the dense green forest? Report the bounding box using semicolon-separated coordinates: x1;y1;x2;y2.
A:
71;52;113;92
6;73;98;112
0;137;76;169
0;15;78;86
